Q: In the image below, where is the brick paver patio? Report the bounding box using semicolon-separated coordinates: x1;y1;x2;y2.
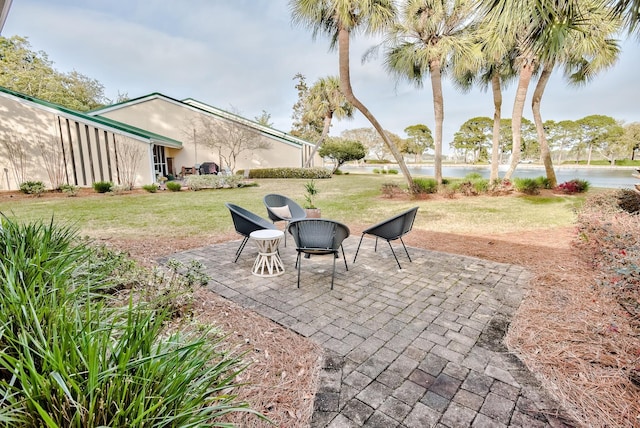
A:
165;235;573;427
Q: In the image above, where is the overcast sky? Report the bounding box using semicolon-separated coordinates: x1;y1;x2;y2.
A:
3;0;640;153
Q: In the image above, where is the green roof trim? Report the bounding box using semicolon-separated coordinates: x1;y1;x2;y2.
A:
0;86;182;148
91;92;314;149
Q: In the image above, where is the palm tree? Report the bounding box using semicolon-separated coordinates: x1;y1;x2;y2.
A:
481;0;621;186
609;0;640;32
382;0;481;184
529;0;620;187
455;20;518;182
290;0;415;190
303;76;354;167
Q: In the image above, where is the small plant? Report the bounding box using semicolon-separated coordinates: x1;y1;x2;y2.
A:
93;181;113;193
166;181;182;192
513;177;541;195
373;168;381;174
142;184;158;193
303;179;319;209
388;169;399;174
59;183;79;197
412;178;438;194
554;179;590;194
535;176;551;189
19;180;46;196
381;182;401;198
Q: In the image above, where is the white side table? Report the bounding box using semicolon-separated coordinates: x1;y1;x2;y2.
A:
250;229;285;277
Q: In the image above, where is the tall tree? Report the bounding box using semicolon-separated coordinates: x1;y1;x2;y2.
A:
383;0;481;184
576;114;622;165
457;19;518;181
481;0;620;186
621;122;640;160
302;75;354;167
404;124;433;163
0;36;108;111
452;117;493;163
530;0;620;187
291;73;323;140
341;127;391;160
254;110;274;127
609;0;640;33
544;119;580;164
318;137;367;173
290;0;415;191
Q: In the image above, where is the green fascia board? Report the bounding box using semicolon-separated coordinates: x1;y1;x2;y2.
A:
0;86;182;148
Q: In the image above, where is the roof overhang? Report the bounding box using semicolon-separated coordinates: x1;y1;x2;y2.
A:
0;87;182;149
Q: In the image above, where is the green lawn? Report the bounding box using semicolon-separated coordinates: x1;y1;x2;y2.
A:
0;175;584;240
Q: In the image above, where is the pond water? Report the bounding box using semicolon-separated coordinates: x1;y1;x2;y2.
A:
340;164;639;189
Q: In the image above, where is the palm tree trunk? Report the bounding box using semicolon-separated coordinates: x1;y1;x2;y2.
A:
504;59;535;180
490;74;502;182
337;26;414;191
303;113;332;168
429;61;444;184
531;63;557;187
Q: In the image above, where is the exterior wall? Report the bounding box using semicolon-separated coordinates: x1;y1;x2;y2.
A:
98;98;312;175
0;95;153;190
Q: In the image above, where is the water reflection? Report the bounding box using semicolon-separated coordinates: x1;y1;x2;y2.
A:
341;164;638;189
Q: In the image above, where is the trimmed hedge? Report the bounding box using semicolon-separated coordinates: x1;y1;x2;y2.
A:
244;167;332;179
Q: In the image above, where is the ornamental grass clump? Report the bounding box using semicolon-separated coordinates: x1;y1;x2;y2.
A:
513;177;542;195
0;216;261;427
92;181;113;193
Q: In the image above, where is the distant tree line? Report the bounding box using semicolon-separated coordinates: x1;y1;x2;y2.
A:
0;36;125;111
451;116;640;166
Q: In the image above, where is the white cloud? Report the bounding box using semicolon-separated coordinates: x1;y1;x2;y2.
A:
3;0;639;150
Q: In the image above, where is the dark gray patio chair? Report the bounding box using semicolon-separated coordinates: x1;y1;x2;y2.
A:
353;207;419;269
288;219;350;290
263;193;307;246
225;203;277;263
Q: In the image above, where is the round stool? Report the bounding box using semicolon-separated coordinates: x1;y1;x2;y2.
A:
250;229;285;277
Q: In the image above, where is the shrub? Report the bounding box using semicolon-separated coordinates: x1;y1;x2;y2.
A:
513;177;541;195
246;167;331;179
576;191;640;325
464;172;483;180
617;188;640;214
59;183;79;196
388;169;399;174
0;217;260;426
166;181;182;192
142;184;158;193
554;179;590;194
93;181;113;193
373;168;381;174
535;176;551;189
19;180;46;196
412;177;438;194
488;179;513;196
381;182;402;198
186;174;243;191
